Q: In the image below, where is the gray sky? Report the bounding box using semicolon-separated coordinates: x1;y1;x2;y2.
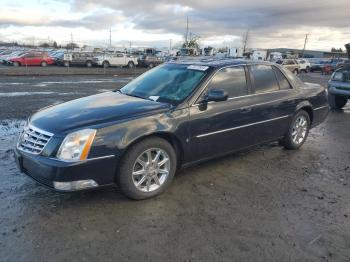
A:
0;0;349;50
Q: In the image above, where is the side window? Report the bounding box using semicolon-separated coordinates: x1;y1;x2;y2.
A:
251;65;279;94
273;67;292;90
117;54;123;57
208;66;248;98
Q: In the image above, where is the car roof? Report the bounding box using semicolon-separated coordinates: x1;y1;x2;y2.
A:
167;58;274;68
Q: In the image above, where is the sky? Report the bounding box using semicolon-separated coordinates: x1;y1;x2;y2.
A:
0;0;349;51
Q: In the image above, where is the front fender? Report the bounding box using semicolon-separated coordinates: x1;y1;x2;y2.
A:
89;108;189;159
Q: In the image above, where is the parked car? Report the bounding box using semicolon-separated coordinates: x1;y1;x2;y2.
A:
297;59;311;73
309;59;331;72
9;52;54;67
137;55;163;68
94;53;138;68
15;60;329;199
328;64;350;109
63;52;97;67
324;58;348;72
276;59;300;74
0;51;26;64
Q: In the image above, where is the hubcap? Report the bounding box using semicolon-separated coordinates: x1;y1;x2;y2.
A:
292;115;308;144
132;148;170;192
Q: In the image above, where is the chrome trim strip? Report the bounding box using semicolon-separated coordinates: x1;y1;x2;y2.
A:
196;115;290;138
314;105;329;111
87;155;116;161
50;155;116;163
27;124;54;137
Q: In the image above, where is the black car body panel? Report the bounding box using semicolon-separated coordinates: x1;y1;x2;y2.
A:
15;59;329;191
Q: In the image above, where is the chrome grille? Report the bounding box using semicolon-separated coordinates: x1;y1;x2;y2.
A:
17;125;53;155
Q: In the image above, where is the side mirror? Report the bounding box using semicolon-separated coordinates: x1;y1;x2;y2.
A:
206;89;228;102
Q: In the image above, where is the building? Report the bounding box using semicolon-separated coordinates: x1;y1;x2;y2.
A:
267;48;348;59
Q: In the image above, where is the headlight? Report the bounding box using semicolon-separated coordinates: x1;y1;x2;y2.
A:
57;129;96;161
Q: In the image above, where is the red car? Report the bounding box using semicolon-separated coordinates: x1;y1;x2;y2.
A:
10;52;54;67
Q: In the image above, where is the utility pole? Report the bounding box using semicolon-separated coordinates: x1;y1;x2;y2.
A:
302;34;309;58
169;39;172;52
185;16;189;47
242;30;249;54
70;32;74;49
109;28;112;48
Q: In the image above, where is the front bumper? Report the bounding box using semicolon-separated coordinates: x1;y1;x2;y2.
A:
328;84;350;97
14;148;117;192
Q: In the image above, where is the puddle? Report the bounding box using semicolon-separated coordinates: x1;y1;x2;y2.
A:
0;119;26;162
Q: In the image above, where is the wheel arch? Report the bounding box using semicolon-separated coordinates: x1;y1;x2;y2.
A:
296;101;313;124
119;132;184;168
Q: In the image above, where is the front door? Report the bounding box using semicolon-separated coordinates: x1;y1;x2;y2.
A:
189;66;256;162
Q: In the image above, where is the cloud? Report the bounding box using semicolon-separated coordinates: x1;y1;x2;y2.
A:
0;0;349;49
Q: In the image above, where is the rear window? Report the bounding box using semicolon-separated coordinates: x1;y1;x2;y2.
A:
250;65;279;94
273;67;292;90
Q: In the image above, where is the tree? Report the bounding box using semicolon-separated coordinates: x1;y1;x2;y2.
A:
182;33;200;50
39;42;50;48
53;41;58;48
66;42;79;49
331;47;343;52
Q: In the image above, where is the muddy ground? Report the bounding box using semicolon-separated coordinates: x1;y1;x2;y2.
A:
0;72;349;262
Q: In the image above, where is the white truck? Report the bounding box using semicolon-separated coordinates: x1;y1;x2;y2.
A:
94;53;138;68
252;50;267;61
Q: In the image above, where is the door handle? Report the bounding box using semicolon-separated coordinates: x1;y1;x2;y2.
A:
241;107;252;113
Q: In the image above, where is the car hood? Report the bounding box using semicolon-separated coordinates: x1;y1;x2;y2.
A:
30;92;170;135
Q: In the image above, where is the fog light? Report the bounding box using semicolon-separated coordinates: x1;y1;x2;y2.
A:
53;180;98;191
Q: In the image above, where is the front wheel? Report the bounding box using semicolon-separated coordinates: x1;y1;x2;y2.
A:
86;61;92;67
281;110;310;150
118;137;177;200
328;94;347;109
293;69;299;75
41;61;47;67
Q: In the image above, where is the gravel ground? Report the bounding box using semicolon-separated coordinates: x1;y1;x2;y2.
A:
0;72;349;262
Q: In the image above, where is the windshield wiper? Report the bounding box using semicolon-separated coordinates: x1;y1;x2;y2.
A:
122;92;150;100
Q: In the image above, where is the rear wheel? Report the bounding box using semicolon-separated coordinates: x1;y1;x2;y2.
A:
86;61;92;67
103;61;110;68
118;137;177;200
149;63;154;68
328;94;348;109
127;61;135;68
13;62;20;67
281;110;310;150
64;61;70;67
41;61;47;67
293;69;299;75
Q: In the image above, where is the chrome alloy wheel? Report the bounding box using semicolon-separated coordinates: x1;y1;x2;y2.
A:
292;115;308;145
132;148;170;192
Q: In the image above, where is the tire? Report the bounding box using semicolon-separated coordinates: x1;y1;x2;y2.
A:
64;61;70;67
293;69;299;75
328;93;348;109
149;63;154;68
103;61;109;68
281;110;310;150
127;61;135;68
86;61;92;67
13;62;20;67
41;61;47;67
305;66;310;73
118;137;177;200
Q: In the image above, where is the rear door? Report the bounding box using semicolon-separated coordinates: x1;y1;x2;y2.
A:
189;65;257;161
246;64;295;142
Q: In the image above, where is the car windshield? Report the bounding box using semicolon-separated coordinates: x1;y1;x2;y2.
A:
120;63;209;104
